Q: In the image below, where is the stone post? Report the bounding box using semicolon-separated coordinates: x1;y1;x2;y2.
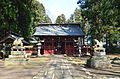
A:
37;43;41;57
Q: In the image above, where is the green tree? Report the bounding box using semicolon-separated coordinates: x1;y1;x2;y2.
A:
0;0;33;38
78;0;120;44
67;14;74;23
55;14;66;24
74;8;82;23
43;15;52;23
16;0;33;38
0;0;18;33
67;8;89;34
31;1;52;35
67;8;82;23
0;0;52;38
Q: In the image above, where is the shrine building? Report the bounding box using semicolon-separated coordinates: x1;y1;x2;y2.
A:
33;24;85;56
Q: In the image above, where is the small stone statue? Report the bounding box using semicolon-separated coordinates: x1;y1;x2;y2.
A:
13;38;24;47
93;39;106;56
94;39;103;48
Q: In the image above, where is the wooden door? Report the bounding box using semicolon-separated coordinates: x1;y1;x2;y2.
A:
64;38;75;56
43;37;55;55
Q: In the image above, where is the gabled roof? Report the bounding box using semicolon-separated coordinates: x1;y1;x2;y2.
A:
0;33;29;44
33;24;85;36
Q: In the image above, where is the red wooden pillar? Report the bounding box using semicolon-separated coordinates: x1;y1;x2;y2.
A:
64;38;66;55
51;38;54;55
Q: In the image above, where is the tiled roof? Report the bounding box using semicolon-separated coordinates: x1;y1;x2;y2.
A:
33;24;85;36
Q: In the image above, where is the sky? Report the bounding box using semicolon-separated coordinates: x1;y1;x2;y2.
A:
38;0;79;23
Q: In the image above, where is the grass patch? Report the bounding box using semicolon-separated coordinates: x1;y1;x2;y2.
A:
67;57;86;65
29;57;51;62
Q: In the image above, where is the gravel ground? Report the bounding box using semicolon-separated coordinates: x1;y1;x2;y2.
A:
0;55;120;79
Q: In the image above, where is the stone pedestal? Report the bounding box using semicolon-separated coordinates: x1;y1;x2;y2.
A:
94;47;106;56
5;49;27;66
87;56;112;69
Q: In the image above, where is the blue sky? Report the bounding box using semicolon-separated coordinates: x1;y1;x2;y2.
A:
38;0;79;23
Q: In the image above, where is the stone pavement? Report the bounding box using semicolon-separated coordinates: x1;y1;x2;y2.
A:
33;56;78;79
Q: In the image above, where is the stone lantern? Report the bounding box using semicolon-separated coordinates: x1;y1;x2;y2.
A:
37;42;42;57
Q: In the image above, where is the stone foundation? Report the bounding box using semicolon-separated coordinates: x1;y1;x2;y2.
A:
5;51;28;66
87;56;112;69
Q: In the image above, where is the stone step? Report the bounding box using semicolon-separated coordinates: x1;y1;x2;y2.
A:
11;51;24;55
9;55;25;58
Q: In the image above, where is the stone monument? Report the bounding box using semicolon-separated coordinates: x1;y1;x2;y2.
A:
5;38;28;66
87;39;111;69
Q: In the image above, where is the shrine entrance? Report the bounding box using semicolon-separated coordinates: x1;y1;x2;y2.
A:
54;37;62;54
41;36;80;56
